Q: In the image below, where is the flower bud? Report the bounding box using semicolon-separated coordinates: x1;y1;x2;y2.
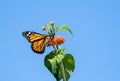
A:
50;21;55;25
41;26;46;30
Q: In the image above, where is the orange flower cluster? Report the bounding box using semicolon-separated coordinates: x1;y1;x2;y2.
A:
47;36;65;46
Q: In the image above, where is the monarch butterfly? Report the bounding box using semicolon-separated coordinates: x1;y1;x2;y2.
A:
22;31;54;54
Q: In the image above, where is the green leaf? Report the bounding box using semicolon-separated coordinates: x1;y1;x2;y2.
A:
55;25;73;35
62;54;75;81
44;51;75;81
44;51;64;81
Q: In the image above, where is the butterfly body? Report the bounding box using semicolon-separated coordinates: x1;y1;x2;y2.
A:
22;31;53;54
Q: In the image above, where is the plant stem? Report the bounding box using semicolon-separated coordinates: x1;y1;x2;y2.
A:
52;45;56;50
61;62;66;81
56;79;60;81
56;45;59;49
56;45;66;81
51;24;55;35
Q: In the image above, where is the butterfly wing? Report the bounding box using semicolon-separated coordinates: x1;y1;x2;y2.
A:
22;31;52;54
31;36;51;54
22;31;44;43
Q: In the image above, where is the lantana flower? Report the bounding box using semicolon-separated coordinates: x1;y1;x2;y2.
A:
47;36;65;46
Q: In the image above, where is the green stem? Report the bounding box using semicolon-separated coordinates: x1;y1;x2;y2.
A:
51;24;55;35
52;45;56;50
56;45;66;81
56;45;59;49
56;79;60;81
61;62;66;81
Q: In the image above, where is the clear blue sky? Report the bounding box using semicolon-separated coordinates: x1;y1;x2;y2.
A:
0;0;120;81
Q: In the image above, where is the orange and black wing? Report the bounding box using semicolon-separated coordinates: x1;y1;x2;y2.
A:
22;31;45;43
22;31;51;54
31;36;51;54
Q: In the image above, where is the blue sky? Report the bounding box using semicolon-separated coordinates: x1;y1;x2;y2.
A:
0;0;120;81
